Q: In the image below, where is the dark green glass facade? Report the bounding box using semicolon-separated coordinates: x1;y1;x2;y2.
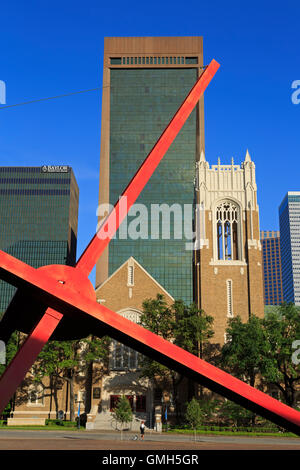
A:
0;167;79;313
109;68;197;304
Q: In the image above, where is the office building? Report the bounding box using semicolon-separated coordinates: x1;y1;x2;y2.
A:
0;165;79;313
260;231;283;305
279;192;300;305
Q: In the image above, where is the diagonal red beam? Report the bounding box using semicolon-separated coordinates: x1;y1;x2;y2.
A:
0;250;300;434
76;59;220;276
0;308;62;414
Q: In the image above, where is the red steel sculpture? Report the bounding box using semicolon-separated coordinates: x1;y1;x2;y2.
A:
0;60;300;435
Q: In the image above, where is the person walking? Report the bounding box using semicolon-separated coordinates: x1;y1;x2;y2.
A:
140;420;145;440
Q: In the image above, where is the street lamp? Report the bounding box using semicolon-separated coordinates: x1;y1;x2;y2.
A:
161;393;173;432
76;391;83;430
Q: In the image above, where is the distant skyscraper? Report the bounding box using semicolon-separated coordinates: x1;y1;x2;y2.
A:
279;192;300;305
260;231;283;305
0;166;79;312
96;37;205;304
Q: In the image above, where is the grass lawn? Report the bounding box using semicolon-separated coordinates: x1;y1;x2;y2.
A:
0;423;298;438
164;427;299;438
0;425;85;431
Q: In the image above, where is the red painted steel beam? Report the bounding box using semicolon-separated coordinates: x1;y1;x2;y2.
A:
0;251;300;434
0;308;62;414
76;60;220;277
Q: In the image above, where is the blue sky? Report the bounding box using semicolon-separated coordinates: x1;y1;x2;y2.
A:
0;1;299;284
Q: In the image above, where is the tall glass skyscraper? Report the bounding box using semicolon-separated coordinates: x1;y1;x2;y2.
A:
260;230;283;305
0;166;79;313
96;37;205;304
279;192;300;305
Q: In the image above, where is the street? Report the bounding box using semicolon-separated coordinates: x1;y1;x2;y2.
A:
0;429;299;450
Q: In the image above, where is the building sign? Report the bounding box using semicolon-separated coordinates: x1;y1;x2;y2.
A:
41;165;69;173
93;387;101;399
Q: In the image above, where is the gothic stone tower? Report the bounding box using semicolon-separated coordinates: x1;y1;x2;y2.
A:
194;150;264;345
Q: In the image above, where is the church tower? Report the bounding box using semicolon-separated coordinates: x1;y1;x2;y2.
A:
194;150;264;344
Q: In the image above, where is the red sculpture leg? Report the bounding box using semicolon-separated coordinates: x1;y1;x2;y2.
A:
0;308;62;414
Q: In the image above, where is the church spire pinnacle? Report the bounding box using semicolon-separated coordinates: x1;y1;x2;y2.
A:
199;150;206;163
244;149;252;163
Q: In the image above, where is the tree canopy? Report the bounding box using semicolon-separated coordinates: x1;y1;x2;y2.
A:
221;304;300;408
113;395;133;440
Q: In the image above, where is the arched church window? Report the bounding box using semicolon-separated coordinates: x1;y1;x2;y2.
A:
216;201;240;260
27;384;44;405
110;309;141;370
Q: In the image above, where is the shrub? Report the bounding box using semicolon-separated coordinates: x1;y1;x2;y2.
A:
45;419;77;427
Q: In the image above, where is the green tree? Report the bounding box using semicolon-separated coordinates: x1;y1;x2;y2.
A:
185;397;203;441
221;314;267;388
113;395;133;440
0;331;20;416
0;331;19;377
196;397;220;424
78;335;110;414
139;294;214;419
139;294;179;405
173;300;214;356
219;400;253;428
261;303;300;407
140;294;175;339
173;300;214;400
220;314;269;426
34;336;109;420
33;340;78;421
140;294;183;418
